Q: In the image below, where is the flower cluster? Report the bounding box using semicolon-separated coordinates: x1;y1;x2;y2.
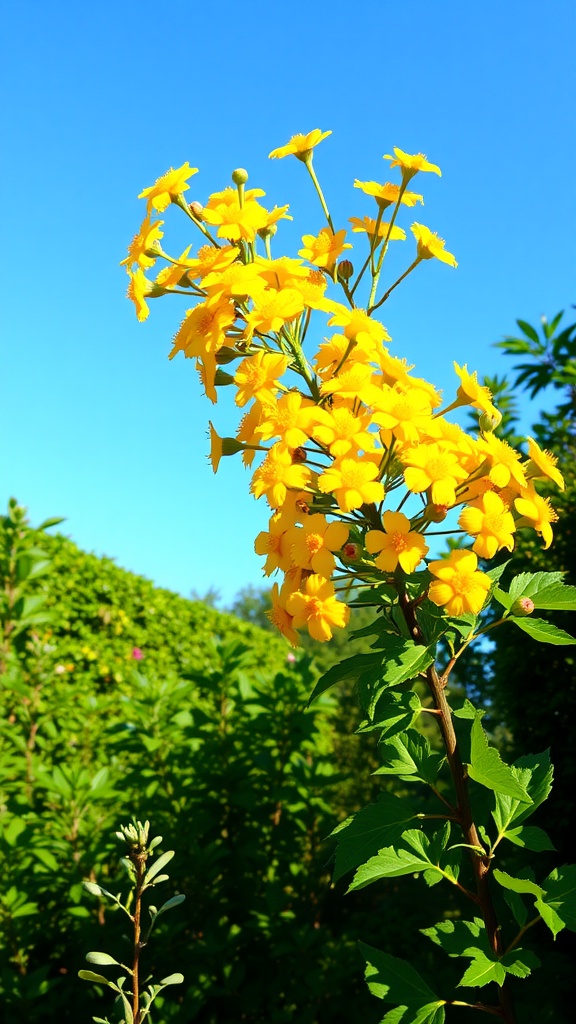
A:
124;134;563;644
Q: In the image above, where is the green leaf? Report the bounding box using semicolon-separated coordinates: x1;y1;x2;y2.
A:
159;973;184;985
381;1004;446;1024
508;616;576;645
143;849;174;885
78;970;115;987
359;942;438;1004
502;825;555;852
375;732;444;785
457;951;506;988
537;865;576;935
500;948;540;978
421;918;487;957
332;793;418;882
493;869;543;898
492;750;553;836
306;652;384;705
154;893;186;917
468;716;532;802
357;690;421;739
503;889;528;927
348;828;449;892
86;952;121;967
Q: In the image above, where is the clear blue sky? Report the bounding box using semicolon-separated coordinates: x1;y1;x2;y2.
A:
1;0;575;605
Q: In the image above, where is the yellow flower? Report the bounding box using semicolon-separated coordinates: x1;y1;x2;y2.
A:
250;444;311;508
428;550;491;616
267;582;300;646
401;442;469;506
290;268;329;310
237;401;265;467
285;575;350;642
169;299;236;360
349;216;407;241
154;246;194;288
451;363;500;420
477;433;527;491
202;193;269;242
255;514;294;575
207;421;245;474
256;392;317;449
234;351;291;407
514;485;559;549
245;288;305;336
326;303;391;346
138;162;198;213
286;514;349;578
411;223;457;267
319;363;376;402
371;385;434;443
366;511;429;574
384;148;441;181
121;215;164;270
353;181;424;207
318;456;385;513
202;261;267;306
311;405;375;458
525;437;565;491
458;491;516;559
126;268;153;322
299;227;352;272
269;129;332;161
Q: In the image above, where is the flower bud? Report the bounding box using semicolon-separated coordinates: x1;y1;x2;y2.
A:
232;168;249;185
424;503;449;523
291;447;307;464
337;259;354;282
479;410;502;433
189;200;204;218
342;542;362;562
511;596;535;616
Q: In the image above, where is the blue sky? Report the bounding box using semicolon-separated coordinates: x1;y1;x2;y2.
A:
1;0;575;605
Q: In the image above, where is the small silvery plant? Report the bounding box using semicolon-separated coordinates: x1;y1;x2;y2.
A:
79;820;185;1023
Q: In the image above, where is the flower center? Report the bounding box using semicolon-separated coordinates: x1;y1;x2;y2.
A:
306;533;323;556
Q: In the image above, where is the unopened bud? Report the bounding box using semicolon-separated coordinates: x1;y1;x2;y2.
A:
337;259;354;282
189;201;204;219
424;503;449;523
291;447;307;464
342;542;361;561
511;597;535;617
215;346;240;365
479;410;502;433
232;168;249;186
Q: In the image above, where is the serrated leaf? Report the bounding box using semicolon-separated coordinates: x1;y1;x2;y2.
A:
507;571;567;605
503;825;555;851
381;1003;446;1024
306;652;384;705
493;869;543;898
468;716;532;802
500;948;540;978
349;829;449;892
492;750;553;836
509;616;575;645
332;793;418;882
503;888;528;927
421;918;487;957
375;732;444;785
357;690;420;739
359;942;438;1004
458;951;506;988
538;864;576;934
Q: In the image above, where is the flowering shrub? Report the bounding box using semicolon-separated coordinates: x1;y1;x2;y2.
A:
125;133;576;1022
